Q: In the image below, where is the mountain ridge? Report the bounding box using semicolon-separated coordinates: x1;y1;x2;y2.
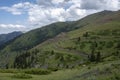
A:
0;31;22;47
0;10;120;69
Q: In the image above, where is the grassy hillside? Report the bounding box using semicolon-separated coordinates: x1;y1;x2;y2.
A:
29;10;120;65
0;10;120;80
0;22;82;68
0;10;120;69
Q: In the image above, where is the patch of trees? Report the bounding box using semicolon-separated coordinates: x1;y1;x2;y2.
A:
83;32;89;37
88;50;101;62
13;49;39;69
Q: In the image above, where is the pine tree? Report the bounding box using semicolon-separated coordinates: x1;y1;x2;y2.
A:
96;52;101;62
94;41;98;47
83;32;89;37
89;49;96;62
51;50;54;55
78;37;81;42
5;63;9;69
90;53;96;62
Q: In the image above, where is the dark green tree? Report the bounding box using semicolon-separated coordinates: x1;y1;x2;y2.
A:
51;50;54;55
83;32;89;37
5;63;9;69
89;49;96;62
77;37;81;42
94;41;98;47
96;52;101;62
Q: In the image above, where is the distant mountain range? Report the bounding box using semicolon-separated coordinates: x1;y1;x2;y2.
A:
0;31;22;47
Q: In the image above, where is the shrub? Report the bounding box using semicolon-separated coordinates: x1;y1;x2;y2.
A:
106;41;113;48
110;73;120;80
83;32;89;37
24;69;51;75
114;73;120;80
11;73;32;79
80;43;86;49
88;66;91;69
48;67;59;71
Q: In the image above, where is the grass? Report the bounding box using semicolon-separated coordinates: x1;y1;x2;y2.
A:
22;20;120;71
0;60;119;80
0;69;20;73
24;69;51;75
0;69;51;75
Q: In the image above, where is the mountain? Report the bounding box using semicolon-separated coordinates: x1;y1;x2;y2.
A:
0;31;22;47
26;10;119;69
0;10;120;70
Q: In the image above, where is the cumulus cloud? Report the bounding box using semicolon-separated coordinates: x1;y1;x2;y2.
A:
28;7;66;26
28;0;120;27
81;0;120;11
28;0;86;26
0;24;26;28
0;24;26;34
0;0;120;33
0;2;33;15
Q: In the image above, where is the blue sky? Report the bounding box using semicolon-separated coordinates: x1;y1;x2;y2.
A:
0;0;34;24
0;0;36;6
0;0;120;34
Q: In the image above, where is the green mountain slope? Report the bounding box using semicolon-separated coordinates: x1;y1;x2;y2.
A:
26;10;120;69
0;10;120;69
0;22;80;68
0;31;22;48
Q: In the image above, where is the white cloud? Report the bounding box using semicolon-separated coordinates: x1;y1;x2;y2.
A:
0;2;33;15
0;24;26;28
27;0;86;26
28;7;66;25
52;0;64;4
81;0;120;11
0;24;26;34
28;0;120;27
0;7;22;15
0;0;120;34
104;0;120;10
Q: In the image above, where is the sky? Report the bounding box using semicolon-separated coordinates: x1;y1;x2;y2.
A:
0;0;120;34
